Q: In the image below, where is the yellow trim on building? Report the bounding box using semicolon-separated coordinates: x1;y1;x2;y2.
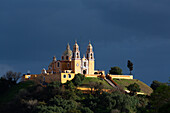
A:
61;73;75;83
109;75;133;79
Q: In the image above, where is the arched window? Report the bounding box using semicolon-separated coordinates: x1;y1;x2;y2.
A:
66;56;69;60
57;62;60;67
91;53;93;59
63;75;66;78
83;70;86;74
77;53;79;58
62;56;64;60
99;72;103;75
67;63;70;68
84;62;86;67
87;54;89;59
68;74;71;78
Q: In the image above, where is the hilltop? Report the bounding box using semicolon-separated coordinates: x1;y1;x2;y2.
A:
113;79;153;95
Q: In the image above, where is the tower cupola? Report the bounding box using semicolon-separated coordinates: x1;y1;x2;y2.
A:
86;41;94;60
53;56;56;62
72;41;80;60
87;41;93;53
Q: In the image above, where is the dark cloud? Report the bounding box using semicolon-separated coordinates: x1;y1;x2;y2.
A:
0;0;170;84
82;0;170;38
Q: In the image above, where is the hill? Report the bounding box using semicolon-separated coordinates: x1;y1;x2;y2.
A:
113;79;153;95
80;77;153;95
0;81;35;104
80;77;113;89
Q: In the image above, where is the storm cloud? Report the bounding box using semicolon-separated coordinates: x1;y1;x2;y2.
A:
0;0;170;84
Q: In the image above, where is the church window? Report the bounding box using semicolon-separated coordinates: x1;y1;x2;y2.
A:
66;56;68;60
67;63;70;67
94;72;98;74
63;75;66;78
83;70;86;74
91;53;93;59
68;74;71;78
62;56;64;60
87;54;89;59
84;62;86;67
77;53;79;58
57;62;60;67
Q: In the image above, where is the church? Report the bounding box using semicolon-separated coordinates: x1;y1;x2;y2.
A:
23;41;105;83
23;41;133;83
47;41;95;75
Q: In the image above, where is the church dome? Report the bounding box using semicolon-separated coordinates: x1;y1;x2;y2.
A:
63;49;72;56
63;43;72;57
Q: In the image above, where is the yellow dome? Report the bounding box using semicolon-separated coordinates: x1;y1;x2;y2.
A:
63;43;72;56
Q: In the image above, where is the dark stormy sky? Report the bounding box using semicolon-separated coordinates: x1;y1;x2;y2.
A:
0;0;170;85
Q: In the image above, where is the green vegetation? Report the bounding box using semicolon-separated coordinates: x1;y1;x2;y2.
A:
113;79;153;95
127;83;141;95
81;77;113;89
109;66;122;75
71;73;85;86
0;81;34;103
0;80;146;113
150;80;167;90
127;60;133;75
0;71;169;113
146;83;170;113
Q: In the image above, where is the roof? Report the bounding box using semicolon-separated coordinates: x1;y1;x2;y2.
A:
63;43;72;56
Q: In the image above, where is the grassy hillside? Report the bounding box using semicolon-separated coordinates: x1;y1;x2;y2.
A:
0;81;35;103
113;79;153;95
81;77;113;89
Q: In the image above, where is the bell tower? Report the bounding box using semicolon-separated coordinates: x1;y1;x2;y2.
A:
86;41;95;75
71;41;81;74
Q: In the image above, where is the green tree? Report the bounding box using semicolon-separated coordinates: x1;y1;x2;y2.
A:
65;81;76;91
149;85;170;113
72;74;85;86
79;107;93;113
89;81;96;94
127;83;140;95
127;60;133;75
150;80;167;90
47;81;61;89
109;67;122;75
77;73;85;81
0;77;9;94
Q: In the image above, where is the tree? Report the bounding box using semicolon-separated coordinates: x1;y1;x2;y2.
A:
89;81;96;94
127;83;140;95
127;60;133;75
150;80;167;90
149;85;170;113
109;67;122;75
2;71;21;86
0;77;10;94
94;82;104;95
72;74;85;86
65;81;76;91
